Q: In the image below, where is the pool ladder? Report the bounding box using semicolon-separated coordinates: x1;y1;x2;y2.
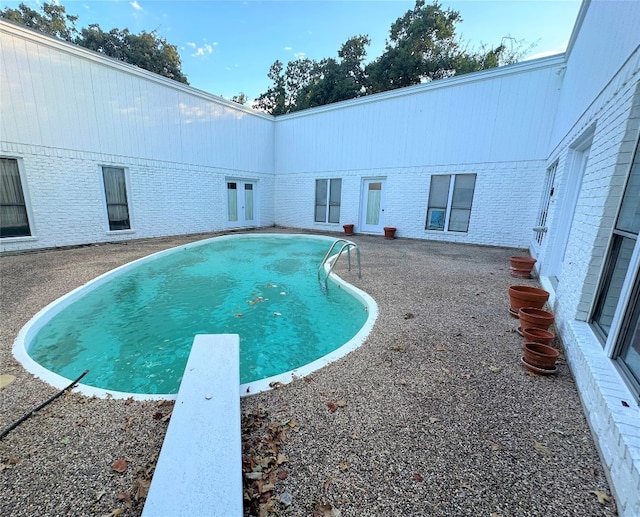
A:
317;239;361;293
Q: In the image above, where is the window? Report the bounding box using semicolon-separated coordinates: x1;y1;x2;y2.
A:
102;166;130;231
592;136;640;392
315;179;341;223
535;162;557;245
0;158;31;238
426;174;476;232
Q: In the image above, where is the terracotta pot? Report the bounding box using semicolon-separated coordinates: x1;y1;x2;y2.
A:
510;256;537;278
384;227;397;239
523;342;559;370
508;285;550;315
343;224;354;236
521;327;555;346
518;307;555;331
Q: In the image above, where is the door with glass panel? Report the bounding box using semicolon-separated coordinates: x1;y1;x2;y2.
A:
226;180;256;227
360;179;386;233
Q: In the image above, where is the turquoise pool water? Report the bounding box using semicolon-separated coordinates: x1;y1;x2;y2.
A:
27;235;369;394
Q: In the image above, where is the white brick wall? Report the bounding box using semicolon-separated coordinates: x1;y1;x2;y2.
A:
275;160;544;248
0;144;276;253
537;48;640;517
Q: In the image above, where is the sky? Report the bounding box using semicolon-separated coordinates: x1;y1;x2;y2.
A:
1;0;583;101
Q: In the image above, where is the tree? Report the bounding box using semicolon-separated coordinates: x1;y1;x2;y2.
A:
1;2;188;84
366;0;466;93
79;25;188;84
1;2;78;41
231;92;248;105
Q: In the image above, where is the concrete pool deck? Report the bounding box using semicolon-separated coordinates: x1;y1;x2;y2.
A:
0;229;618;516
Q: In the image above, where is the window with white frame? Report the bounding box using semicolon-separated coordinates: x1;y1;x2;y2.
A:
102;166;130;231
535;162;557;245
315;179;342;223
426;174;476;232
0;157;31;238
592;136;640;394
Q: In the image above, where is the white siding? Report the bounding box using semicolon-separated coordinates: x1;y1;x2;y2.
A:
0;24;274;172
274;58;564;173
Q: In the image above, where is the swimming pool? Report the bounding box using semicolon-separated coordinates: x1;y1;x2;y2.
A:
13;234;377;398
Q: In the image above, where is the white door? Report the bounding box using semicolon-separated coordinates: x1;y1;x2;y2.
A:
360;179;386;233
227;180;256;227
546;144;591;281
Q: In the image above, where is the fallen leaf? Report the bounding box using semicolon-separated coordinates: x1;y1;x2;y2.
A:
269;381;286;389
589;490;611;505
533;441;550;454
124;397;134;405
390;344;407;352
116;492;132;509
102;509;124;517
336;400;346;407
326;401;338;413
323;474;335;492
436;345;446;351
95;490;106;502
277;469;288;480
429;417;440;424
413;473;424;482
461;482;473;491
488;441;503;451
339;461;348;471
488;365;502;373
235;313;244;318
314;501;341;517
133;476;151;500
0;374;16;389
112;458;128;473
276;453;288;465
245;472;263;480
60;436;70;445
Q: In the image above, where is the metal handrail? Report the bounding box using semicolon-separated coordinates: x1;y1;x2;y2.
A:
317;239;361;293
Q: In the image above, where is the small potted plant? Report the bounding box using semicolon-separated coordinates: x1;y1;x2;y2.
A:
343;224;354;236
384;227;397;239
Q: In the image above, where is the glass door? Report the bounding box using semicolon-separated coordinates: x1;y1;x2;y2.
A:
359;178;386;233
227;180;256;227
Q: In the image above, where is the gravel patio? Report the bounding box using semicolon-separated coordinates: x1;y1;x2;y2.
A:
0;230;617;516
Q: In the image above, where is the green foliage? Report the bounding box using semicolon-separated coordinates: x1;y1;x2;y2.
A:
1;2;188;84
1;2;78;41
79;25;188;84
256;0;533;114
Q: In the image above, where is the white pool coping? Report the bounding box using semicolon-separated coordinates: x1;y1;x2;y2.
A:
12;233;378;400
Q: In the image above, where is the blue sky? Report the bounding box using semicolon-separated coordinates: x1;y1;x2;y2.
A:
2;0;582;101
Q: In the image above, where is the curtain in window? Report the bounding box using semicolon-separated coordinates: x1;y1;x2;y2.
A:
244;183;254;221
328;179;341;223
0;158;30;237
227;182;238;222
102;167;130;230
366;182;381;225
426;175;450;230
315;179;328;222
449;174;476;232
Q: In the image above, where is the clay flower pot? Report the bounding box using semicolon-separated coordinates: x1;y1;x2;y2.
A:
384;227;397;239
510;256;537;278
521;327;555;346
518;307;555;331
508;286;550;316
523;342;559;370
343;224;354;236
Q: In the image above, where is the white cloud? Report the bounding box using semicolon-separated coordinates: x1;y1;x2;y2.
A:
283;46;292;51
294;52;306;59
130;0;143;11
192;44;213;57
187;42;196;48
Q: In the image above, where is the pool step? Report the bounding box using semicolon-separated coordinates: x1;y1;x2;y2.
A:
142;334;243;517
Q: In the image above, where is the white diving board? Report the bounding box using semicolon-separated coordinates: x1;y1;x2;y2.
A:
142;334;243;517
